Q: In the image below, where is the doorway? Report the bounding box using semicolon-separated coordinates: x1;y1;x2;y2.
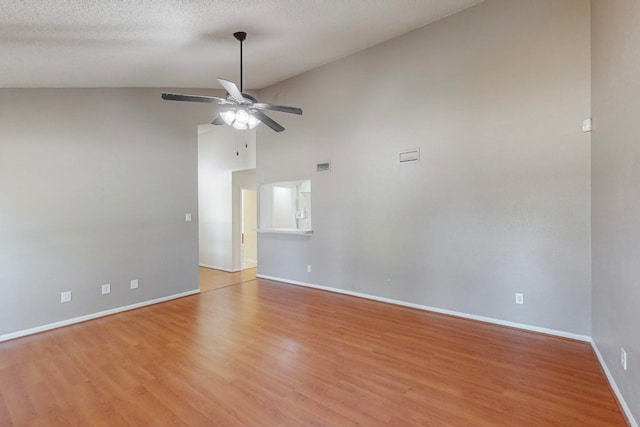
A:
197;125;257;291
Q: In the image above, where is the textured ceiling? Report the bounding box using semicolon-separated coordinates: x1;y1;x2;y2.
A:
0;0;483;89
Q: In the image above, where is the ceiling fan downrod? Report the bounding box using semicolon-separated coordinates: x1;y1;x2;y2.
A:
233;31;246;92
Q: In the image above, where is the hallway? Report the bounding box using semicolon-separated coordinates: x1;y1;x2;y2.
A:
199;267;257;292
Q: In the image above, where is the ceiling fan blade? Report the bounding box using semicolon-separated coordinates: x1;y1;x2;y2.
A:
253;103;303;115
217;78;245;103
162;93;230;104
252;110;285;132
211;115;225;125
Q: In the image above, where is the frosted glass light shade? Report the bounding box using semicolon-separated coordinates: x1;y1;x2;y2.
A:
219;108;261;130
248;114;260;129
220;110;235;126
235;109;249;125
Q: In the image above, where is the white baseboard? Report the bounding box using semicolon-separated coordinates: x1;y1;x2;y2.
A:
256;274;591;342
199;264;239;273
0;289;200;343
591;342;638;427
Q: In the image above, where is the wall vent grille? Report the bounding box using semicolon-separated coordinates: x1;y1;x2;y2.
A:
316;162;331;172
399;149;420;164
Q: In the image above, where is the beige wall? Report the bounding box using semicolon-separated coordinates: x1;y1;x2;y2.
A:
257;0;592;335
591;0;640;423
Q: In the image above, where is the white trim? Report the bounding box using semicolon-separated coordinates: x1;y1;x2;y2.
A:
591;342;639;427
256;274;591;342
199;264;240;273
256;228;313;235
0;289;200;343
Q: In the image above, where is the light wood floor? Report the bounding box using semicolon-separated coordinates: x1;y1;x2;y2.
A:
199;266;257;292
0;277;628;426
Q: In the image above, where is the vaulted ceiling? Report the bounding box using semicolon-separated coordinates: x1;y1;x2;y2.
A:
1;0;483;89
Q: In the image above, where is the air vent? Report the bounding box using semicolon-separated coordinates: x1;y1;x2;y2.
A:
316;162;331;172
399;149;419;164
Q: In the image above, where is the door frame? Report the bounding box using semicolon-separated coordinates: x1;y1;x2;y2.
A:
240;187;258;270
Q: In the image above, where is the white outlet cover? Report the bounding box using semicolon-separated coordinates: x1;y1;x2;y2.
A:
185;213;192;222
101;284;111;295
515;293;524;304
130;279;139;289
60;291;72;303
621;347;627;371
307;265;311;273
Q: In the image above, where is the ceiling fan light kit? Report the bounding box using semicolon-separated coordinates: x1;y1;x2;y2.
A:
220;108;260;130
161;32;302;132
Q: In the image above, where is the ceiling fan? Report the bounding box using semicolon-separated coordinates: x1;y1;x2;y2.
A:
161;32;302;132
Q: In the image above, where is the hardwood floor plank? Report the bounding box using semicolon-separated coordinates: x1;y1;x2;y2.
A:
0;277;630;426
283;391;362;427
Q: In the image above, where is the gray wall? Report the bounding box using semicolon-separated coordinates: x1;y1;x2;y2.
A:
257;0;592;335
592;0;640;422
0;88;209;336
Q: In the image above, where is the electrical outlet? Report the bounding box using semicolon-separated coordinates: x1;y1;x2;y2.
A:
60;291;72;303
185;213;192;222
515;293;524;305
621;347;627;371
130;279;139;289
307;265;311;273
101;284;111;295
